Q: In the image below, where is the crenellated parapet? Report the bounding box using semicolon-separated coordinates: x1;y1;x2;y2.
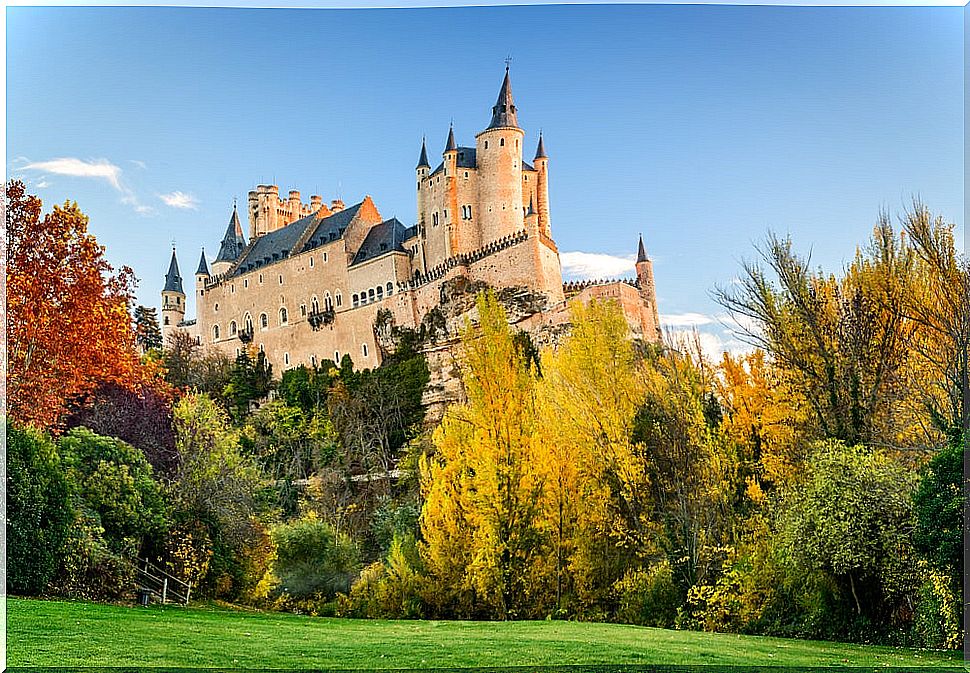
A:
563;277;638;297
408;229;530;290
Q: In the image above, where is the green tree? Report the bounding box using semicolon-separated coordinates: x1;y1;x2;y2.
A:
272;515;360;601
134;305;163;352
223;349;274;422
6;422;73;595
912;438;964;581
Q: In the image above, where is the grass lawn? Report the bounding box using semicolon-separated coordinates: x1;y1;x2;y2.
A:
7;597;966;669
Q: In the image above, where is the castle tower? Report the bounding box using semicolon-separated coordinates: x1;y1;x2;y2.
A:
212;204;248;275
475;66;525;245
636;235;662;340
442;124;459;258
161;248;185;345
533;132;551;238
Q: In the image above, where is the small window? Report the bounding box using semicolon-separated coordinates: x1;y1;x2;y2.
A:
259;343;264;353
500;138;505;147
386;282;393;295
230;321;237;335
284;353;290;366
280;307;288;325
464;171;468;178
311;296;319;314
245;314;253;332
484;140;488;149
279;275;284;285
334;351;340;362
301;304;307;317
324;252;328;263
260;313;268;329
336;292;342;307
362;343;368;358
353;293;359;308
196;336;201;345
236;348;241;357
325;292;333;311
311;355;317;367
244;279;249;288
259;274;263;284
213;325;220;340
309;257;314;268
231;284;235;293
376;285;384;300
164;316;170;326
214;303;219;312
368;288;375;302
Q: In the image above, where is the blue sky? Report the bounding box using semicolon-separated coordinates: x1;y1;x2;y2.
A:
7;4;964;355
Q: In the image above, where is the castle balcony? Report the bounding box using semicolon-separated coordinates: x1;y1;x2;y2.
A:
308;308;335;331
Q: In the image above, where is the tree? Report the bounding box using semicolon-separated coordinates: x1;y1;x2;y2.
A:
6;422;73;595
912;437;964;582
223;348;274;422
714;223;921;448
134;305;163;352
420;292;548;619
272;515;359;601
161;330;233;402
776;440;917;621
6;180;145;429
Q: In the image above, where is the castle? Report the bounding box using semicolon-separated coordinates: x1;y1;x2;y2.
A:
160;68;661;372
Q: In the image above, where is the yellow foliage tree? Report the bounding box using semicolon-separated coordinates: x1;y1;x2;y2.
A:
419;291;548;619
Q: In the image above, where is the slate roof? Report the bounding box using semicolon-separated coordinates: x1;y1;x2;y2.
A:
196;249;210;276
444;125;457;152
417;138;430;169
164;249;184;294
215;207;247;264
232;201;364;276
350;218;409;266
487;67;519;130
430;147;479;177
637;235;648;263
535;133;547;159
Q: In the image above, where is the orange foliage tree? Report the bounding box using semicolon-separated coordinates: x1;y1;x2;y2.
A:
6;180;144;429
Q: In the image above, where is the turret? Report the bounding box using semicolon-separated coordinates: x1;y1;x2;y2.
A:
196;248;210;283
161;247;185;345
475;65;525;245
635;234;661;340
442;124;459;258
534;132;551;238
213;204;248;276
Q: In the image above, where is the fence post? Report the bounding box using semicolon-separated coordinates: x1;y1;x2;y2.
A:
162;578;168;604
185;581;192;606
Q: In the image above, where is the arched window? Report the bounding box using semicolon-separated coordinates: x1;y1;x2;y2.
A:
324;292;333;311
214;303;219;312
230;321;237;335
260;313;268;329
280;307;288;325
500;138;505;147
376;285;384;300
300;304;307;317
213;325;220;340
245;313;253;333
335;292;342;307
259;343;264;353
484;140;488;149
368;288;375;302
362;343;369;358
258;273;263;284
353;293;360;308
236;348;241;357
164;316;170;326
386;282;393;296
334;351;340;362
311;355;317;367
311;296;319;314
196;336;201;345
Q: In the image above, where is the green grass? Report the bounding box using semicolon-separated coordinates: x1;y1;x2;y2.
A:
6;597;966;669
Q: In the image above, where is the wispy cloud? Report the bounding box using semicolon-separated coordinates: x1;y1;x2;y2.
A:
34;180;51;188
660;312;716;328
129;159;148;170
22;157;123;191
560;251;635;281
158;191;199;210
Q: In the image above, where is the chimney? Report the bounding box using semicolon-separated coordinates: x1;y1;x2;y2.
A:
310;195;323;211
330;198;345;213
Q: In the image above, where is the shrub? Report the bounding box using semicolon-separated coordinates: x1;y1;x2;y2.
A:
50;509;135;601
614;561;680;628
272;515;359;602
339;534;426;619
909;561;962;650
6;422;73;595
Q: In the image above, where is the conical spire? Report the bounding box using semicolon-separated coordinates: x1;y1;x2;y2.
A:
164;248;184;294
215;204;248;264
527;193;536;216
196;248;209;276
637;234;648;263
487;65;519;130
534;132;547;159
444;124;457;152
417;136;430;168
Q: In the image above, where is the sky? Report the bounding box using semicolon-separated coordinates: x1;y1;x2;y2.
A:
7;4;965;357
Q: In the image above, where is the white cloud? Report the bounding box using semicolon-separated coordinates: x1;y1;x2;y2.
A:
158;191;199;210
34;180;51;188
667;327;756;363
560;251;635;280
660;312;715;328
22;157;123;191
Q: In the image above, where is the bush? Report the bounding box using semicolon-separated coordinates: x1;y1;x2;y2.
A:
614;561;680;628
909;561;962;650
272;515;359;603
6;422;73;595
51;509;136;601
339;534;426;619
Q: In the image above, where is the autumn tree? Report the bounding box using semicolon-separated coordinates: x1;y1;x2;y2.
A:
6;180;144;428
420;292;548;619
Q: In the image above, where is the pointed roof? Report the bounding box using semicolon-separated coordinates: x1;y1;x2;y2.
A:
215;205;248;264
527;193;536;216
487;66;519;130
444;124;457;152
196;248;210;276
637;234;648;263
164;248;184;294
417;137;430;168
534;132;547;159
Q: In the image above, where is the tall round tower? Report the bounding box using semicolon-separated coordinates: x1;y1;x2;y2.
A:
533;132;551;238
475;66;525;245
161;247;185;345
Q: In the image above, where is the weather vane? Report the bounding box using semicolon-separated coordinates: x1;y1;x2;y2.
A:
505;55;513;70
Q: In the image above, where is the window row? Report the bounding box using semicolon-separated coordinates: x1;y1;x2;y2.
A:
352;282;394;308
